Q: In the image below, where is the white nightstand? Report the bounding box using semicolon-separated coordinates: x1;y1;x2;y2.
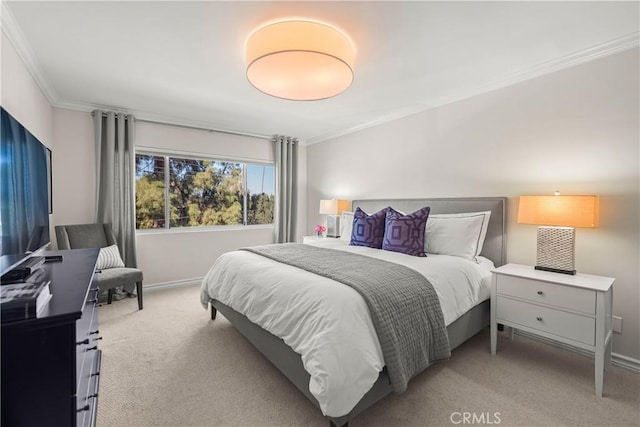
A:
490;263;614;397
302;235;325;244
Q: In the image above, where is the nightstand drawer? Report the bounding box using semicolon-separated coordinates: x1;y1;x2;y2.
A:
496;296;595;346
497;275;595;315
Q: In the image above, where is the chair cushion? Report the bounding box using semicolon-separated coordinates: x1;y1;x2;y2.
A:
96;268;143;292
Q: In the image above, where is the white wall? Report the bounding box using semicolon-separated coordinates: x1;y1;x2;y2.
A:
1;31;52;147
51;108;95;232
306;48;640;360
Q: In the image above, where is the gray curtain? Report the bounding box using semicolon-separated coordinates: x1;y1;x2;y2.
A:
273;135;298;243
93;110;138;268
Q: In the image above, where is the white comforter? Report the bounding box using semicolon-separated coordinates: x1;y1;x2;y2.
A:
200;239;493;417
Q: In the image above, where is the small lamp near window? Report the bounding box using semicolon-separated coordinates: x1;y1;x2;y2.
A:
319;199;351;238
517;193;599;275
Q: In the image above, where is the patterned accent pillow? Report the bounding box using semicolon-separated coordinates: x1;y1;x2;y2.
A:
350;207;387;249
97;244;125;270
382;206;431;257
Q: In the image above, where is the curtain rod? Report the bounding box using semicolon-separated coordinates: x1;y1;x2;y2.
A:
91;111;272;141
138;118;272;141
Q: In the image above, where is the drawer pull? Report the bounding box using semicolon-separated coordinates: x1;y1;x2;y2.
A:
87;346;98;351
88;393;98;399
536;316;543;321
91;371;100;377
537;290;544;295
90;330;100;335
93;336;103;341
87;298;98;304
77;404;90;413
76;338;90;345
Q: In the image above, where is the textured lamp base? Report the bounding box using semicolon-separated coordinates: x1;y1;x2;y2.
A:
536;226;576;275
326;215;341;238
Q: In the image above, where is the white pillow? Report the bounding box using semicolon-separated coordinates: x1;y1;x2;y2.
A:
425;211;491;262
97;244;125;269
340;211;354;242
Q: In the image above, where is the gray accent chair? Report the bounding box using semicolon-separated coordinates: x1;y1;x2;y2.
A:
55;223;143;310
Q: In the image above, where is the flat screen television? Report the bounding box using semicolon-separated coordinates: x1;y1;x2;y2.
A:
0;107;51;277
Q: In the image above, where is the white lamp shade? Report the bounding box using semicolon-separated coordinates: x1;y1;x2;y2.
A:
319;199;351;215
246;20;355;101
518;195;599;228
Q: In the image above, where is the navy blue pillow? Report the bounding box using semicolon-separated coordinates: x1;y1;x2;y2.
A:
382;207;431;257
350;207;387;249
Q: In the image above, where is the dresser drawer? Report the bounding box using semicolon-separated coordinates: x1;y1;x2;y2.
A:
77;349;100;427
77;302;99;397
497;275;595;314
76;289;99;395
496;296;595;346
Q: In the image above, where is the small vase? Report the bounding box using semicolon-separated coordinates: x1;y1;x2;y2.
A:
316;231;323;237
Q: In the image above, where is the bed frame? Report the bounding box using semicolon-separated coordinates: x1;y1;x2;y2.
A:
209;197;507;427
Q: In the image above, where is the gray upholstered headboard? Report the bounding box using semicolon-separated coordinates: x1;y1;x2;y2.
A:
353;197;507;267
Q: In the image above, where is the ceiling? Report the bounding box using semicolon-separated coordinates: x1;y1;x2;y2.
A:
4;1;639;144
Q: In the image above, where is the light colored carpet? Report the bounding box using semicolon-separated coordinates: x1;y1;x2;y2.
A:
97;283;639;427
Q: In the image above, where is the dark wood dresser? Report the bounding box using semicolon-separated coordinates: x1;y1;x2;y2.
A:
1;248;101;427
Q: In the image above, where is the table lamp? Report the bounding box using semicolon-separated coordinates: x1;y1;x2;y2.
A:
517;193;599;275
319;199;351;238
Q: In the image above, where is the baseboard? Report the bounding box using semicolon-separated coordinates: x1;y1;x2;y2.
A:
610;352;640;373
144;277;204;292
514;330;640;373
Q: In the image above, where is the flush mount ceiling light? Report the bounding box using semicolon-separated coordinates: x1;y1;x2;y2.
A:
246;19;355;101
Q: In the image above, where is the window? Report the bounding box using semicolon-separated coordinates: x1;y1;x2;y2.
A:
246;164;275;225
135;154;166;229
135;153;275;230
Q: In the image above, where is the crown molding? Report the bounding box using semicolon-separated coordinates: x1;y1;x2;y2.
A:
305;104;429;145
306;31;640;145
1;1;58;106
55;98;273;141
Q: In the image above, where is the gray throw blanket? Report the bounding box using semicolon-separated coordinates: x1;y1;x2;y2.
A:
240;243;451;393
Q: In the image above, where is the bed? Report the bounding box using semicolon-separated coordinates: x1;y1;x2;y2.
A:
201;197;506;426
